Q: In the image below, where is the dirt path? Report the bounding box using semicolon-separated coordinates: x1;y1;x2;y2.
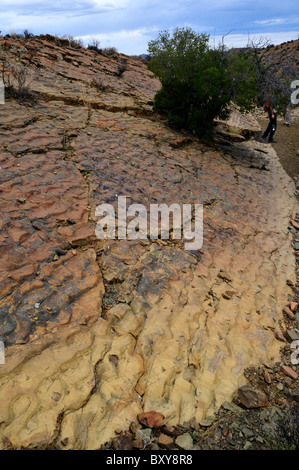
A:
257;114;299;182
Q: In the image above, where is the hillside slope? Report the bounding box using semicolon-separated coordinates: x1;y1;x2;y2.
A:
0;35;298;450
260;38;299;73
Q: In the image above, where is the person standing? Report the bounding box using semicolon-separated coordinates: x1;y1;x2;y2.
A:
262;102;277;143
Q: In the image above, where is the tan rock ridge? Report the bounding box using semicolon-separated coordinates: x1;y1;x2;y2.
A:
0;35;297;449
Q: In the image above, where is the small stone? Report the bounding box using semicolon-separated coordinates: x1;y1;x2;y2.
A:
283;306;296;320
277;398;287;406
290;302;298;312
112;435;133;450
55;248;67;256
264;370;272;384
284;377;292;387
136;428;152;444
221;401;243;413
243;440;252;450
157;433;173;449
262;423;274;436
291;220;299;230
276;331;286;342
162;425;176;435
199;416;216;427
281;365;298;380
269;406;283;419
132;438;144;449
129;422;142;434
260;409;270;421
67;218;76;225
17;196;26;204
238;384;268;409
175;433;194;450
242;427;254;438
137;411;164;428
277;383;284;391
286;329;299;342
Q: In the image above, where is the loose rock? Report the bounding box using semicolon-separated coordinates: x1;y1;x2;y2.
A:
175;433;194;450
281;365;298;380
137;411;165;428
238;384;268;409
112;435;133;450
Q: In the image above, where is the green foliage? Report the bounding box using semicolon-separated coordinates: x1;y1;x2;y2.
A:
147;28;258;139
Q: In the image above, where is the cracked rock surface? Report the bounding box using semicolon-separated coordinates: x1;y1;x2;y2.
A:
0;35;298;449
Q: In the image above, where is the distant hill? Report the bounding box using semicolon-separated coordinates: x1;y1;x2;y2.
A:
259;38;299;74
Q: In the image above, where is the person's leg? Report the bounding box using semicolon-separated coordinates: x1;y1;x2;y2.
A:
262;122;271;138
268;125;276;142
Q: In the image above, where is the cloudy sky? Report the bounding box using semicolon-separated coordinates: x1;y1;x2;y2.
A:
1;0;298;55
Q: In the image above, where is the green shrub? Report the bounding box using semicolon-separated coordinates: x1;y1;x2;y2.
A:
147;28;257;139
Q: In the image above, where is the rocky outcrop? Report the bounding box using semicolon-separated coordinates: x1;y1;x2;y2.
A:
0;35;298;449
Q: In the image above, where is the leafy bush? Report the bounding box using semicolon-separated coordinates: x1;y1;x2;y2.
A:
147;28;258;139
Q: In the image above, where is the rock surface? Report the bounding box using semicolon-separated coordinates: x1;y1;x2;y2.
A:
0;35;298;449
237;385;268;409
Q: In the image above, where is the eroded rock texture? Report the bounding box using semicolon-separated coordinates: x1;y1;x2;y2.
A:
0;35;297;449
